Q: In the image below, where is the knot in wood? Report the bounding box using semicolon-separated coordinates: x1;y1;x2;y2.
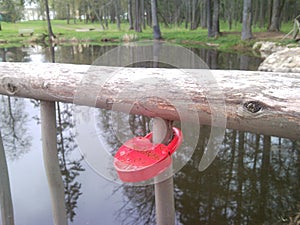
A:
243;101;263;113
42;82;50;89
5;82;18;95
238;100;271;119
2;77;19;95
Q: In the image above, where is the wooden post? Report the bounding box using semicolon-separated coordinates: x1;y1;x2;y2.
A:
0;131;15;225
153;118;175;225
40;101;68;225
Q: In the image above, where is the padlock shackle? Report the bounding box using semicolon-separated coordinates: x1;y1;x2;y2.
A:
167;127;182;154
145;127;182;155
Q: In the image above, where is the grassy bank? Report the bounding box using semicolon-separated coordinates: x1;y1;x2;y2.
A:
0;19;296;51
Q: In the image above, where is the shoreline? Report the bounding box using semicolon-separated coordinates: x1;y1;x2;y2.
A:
0;21;298;53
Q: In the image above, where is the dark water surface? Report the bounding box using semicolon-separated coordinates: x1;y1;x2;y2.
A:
0;44;299;225
0;44;262;70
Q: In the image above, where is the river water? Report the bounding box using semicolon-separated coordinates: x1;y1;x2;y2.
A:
0;44;299;225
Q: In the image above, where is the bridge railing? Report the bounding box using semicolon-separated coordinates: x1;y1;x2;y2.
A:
0;62;299;225
0;62;299;140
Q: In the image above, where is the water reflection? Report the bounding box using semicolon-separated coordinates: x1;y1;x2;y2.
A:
0;96;31;160
96;111;300;225
0;47;29;62
56;102;85;222
190;48;263;71
96;110;156;225
0;44;298;225
175;131;299;225
0;44;262;70
0;96;84;223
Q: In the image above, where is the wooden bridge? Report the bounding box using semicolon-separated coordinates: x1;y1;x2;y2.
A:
0;62;299;225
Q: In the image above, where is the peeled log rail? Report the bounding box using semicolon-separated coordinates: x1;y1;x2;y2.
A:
0;62;299;140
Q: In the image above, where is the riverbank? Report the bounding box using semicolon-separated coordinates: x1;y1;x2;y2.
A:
0;20;297;52
255;41;300;72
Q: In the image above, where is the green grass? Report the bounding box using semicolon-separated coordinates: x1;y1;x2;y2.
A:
0;19;295;51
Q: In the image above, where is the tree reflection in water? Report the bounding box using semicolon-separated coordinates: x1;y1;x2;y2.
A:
56;102;85;222
113;185;156;225
0;96;31;160
96;109;155;225
176;130;300;225
1;44;298;224
97;108;300;225
31;101;85;223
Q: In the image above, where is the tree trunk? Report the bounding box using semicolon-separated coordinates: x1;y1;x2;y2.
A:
135;0;142;32
128;0;134;30
226;0;233;30
267;0;273;30
233;0;237;27
115;0;121;30
185;1;189;29
268;0;286;31
141;0;146;29
151;0;162;39
110;4;116;23
253;0;259;26
239;0;243;23
104;7;108;29
89;1;105;29
241;0;253;40
191;0;197;30
66;3;70;24
201;0;207;28
212;0;220;37
146;1;152;27
207;0;220;37
207;0;213;37
72;0;76;24
45;0;56;41
93;6;105;30
259;0;265;28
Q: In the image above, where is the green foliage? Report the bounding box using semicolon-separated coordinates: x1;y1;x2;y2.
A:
0;19;296;51
0;0;24;22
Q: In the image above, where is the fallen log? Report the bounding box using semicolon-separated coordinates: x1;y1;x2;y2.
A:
0;62;299;140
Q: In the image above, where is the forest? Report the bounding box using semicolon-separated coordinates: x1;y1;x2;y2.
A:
1;0;300;40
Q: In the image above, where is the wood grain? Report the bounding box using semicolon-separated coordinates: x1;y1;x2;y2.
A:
0;62;299;140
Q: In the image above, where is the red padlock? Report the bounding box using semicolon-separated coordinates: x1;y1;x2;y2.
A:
114;127;182;182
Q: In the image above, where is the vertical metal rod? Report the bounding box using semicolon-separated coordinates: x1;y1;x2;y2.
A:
0;131;14;225
40;101;68;225
153;118;175;225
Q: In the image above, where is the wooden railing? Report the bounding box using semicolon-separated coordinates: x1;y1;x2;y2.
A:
0;62;299;225
0;62;299;140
